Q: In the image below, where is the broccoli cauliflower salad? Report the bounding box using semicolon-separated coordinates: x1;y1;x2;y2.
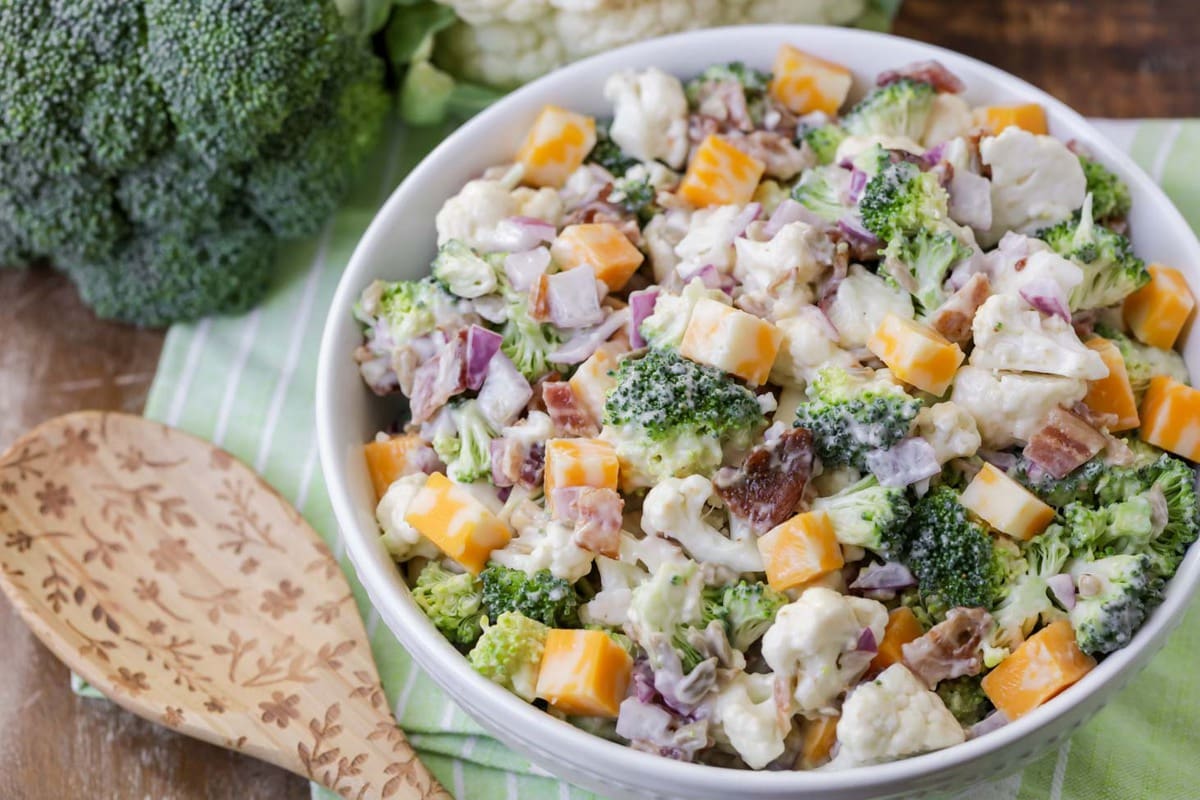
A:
352;46;1200;771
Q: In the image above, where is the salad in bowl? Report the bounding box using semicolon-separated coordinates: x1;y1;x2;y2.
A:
349;44;1199;772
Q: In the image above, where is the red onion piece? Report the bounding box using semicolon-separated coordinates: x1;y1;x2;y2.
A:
877;60;966;94
866;438;941;488
547;308;631;364
1047;573;1077;611
848;169;868;204
856;627;878;654
547;266;604;329
764;199;828;237
730;202;762;238
836;217;882;250
490;439;514;488
695;264;737;296
1020;278;1071;322
922;141;949;168
629;288;660;348
485;216;556;253
465;325;502;391
969;710;1010;739
978;449;1019;471
476;352;532;429
850;562;917;593
504;247;551;292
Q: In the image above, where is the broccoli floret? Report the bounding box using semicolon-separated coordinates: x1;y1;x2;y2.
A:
432;399;499;484
1069;554;1158;656
843;78;936;140
904;486;1020;612
685;61;771;104
1095;324;1190;399
1037;195;1149;311
791;165;854;224
586;125;639;176
990;525;1072;648
501;292;564;382
628;560;705;644
701;580;787;652
355;276;449;347
812;476;913;557
480;564;581;629
412;562;484;649
794;365;922;471
610;175;657;223
1079;155;1132;223
803;124;848;166
432;239;500;298
639;279;730;351
860;161;950;243
936;675;993;725
467;611;550;701
881;228;972;313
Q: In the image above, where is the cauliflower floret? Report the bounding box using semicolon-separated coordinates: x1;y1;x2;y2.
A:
970;294;1109;380
979;127;1086;246
987;241;1083;301
641;475;764;573
435;164;561;250
826;264;916;349
579;555;645;627
639;276;731;350
604;68;690;169
712;672;789;769
674;204;746;276
375;474;441;561
914;402;981;465
643;209;692;282
950;365;1087;449
921;93;973;147
761;588;888;718
770;308;856;387
734;221;826;291
489;519;595;582
831;664;965;767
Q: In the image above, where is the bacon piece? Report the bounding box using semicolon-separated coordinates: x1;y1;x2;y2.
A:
928;273;991;345
877;60;965;94
573;488;624;558
518;441;545;489
713;427;815;534
901;607;993;688
408;330;468;424
529;273;552;322
491;438;545;490
542;381;599;437
1023;407;1108;479
725;130;813;180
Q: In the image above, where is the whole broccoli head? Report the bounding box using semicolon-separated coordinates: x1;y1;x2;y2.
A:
603;349;765;485
701;580;787;652
843;78;936;140
412;561;484;649
990;524;1071;648
480;564;581;629
803;124;848;166
0;0;387;325
1069;554;1158;656
467;611;550;701
432;399;499;484
1095;325;1190;400
1037;195;1149;311
936;675;993;725
904;486;1019;613
812;476;913;558
794;365;922;471
790;165;854;224
1079;155;1132;223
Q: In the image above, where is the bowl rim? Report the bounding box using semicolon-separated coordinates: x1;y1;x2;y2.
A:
317;23;1200;793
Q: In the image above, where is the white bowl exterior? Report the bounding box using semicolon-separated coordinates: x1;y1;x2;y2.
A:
317;25;1200;800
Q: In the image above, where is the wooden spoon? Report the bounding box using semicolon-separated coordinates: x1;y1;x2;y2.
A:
0;411;450;800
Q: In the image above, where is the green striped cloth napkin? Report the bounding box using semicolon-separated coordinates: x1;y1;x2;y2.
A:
115;118;1197;799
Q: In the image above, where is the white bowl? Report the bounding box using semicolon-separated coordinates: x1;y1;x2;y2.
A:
317;25;1200;800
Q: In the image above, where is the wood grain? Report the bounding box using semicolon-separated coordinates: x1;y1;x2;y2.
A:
1;2;1198;795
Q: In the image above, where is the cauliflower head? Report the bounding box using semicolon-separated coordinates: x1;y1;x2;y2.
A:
641;475;764;573
761;588;888;718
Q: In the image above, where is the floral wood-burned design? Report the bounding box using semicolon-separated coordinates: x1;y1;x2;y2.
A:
0;412;450;799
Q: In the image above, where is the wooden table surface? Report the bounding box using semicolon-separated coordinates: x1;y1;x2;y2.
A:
2;1;1199;797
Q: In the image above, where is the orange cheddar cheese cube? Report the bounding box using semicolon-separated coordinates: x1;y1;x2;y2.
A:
535;629;632;717
870;607;925;675
769;45;853;116
981;620;1095;720
568;343;627;428
679;298;782;386
975;103;1048;135
551;223;645;292
1083;338;1140;432
364;434;424;500
757;510;844;592
1140;376;1200;461
867;313;965;396
516;105;597;189
678;134;765;208
404;473;512;574
960;463;1055;541
1123;263;1195;349
800;714;840;769
544;438;619;500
